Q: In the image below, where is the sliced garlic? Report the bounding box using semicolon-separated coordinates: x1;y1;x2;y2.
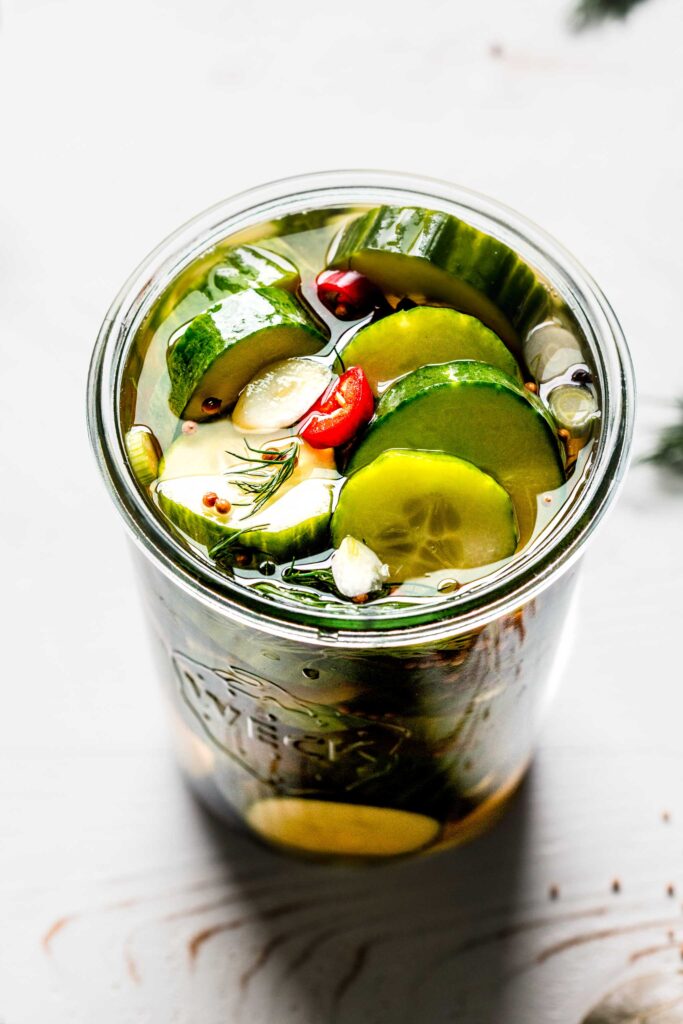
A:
523;322;584;383
331;536;389;598
233;357;333;431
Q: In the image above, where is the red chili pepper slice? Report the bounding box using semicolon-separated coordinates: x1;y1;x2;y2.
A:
315;269;385;321
299;366;374;449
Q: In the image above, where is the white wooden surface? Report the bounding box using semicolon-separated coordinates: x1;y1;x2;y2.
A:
1;0;682;1021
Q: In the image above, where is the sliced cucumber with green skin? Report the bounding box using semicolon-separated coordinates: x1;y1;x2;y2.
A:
341;306;522;393
157;474;335;560
332;450;518;581
125;425;161;486
152;245;299;331
167;287;326;420
329;206;550;350
204;245;298;300
347;361;564;543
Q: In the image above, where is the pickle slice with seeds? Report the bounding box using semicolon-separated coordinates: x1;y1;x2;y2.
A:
347;361;564;543
246;798;440;857
332;449;519;582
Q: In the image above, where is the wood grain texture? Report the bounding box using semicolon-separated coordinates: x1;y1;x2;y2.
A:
1;0;682;1020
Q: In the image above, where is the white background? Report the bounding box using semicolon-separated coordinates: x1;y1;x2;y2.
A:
1;0;682;1021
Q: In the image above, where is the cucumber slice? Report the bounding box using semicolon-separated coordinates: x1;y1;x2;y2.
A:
246;798;440;857
167;287;326;420
341;306;522;393
149;246;299;343
232;357;333;431
124;425;161;486
204;245;298;300
329;206;550;349
157;474;334;560
347;361;564;543
158;419;337;482
332;450;518;581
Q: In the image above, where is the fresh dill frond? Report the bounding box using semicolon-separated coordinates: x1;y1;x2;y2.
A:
331;341;346;374
282;563;338;591
646;402;683;476
281;561;396;602
224;439;299;515
573;0;652;28
208;523;270;560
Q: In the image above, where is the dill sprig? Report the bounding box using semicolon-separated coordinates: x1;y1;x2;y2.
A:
646;402;683;476
331;341;346;374
281;561;398;602
208;523;270;560
252;580;340;608
282;563;338;592
224;439;299;516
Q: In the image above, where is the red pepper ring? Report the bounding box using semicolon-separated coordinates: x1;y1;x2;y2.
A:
299;366;374;449
316;269;385;321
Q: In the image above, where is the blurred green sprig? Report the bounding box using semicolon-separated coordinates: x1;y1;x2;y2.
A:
646;401;683;476
573;0;652;27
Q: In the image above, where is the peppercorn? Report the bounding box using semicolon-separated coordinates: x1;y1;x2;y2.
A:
524;381;538;394
262;449;290;462
214;498;231;515
571;368;593;386
202;491;218;508
201;396;222;414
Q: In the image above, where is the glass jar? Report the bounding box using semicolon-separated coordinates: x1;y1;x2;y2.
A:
87;171;634;860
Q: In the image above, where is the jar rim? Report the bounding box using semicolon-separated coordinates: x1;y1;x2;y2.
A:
86;169;635;648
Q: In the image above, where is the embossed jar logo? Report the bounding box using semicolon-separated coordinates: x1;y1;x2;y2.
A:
173;652;410;796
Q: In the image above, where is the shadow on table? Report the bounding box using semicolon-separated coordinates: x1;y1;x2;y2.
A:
186;768;537;1024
